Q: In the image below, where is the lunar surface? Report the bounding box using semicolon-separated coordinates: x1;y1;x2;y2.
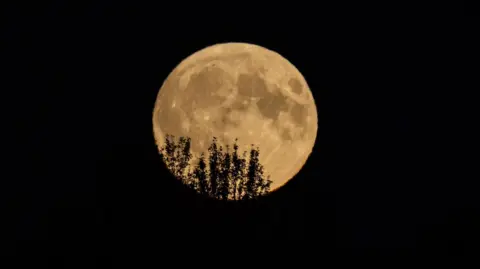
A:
153;42;317;192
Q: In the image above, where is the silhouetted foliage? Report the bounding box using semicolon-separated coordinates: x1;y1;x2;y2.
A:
208;137;220;198
159;135;193;182
218;145;231;200
246;145;271;199
194;152;209;195
159;135;272;200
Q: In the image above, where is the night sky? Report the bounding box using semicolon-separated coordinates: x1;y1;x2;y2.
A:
3;1;474;259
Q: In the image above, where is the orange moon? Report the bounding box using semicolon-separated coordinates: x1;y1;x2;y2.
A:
153;42;317;191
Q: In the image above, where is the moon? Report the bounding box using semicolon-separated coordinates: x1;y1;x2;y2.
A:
153;42;317;192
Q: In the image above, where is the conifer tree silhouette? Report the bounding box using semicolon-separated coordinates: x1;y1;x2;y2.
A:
208;137;220;199
246;146;259;200
161;134;177;175
231;138;248;200
159;135;272;200
177;136;192;181
194;152;209;195
218;145;231;200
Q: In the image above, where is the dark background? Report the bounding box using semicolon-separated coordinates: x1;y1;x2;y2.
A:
464;0;479;16
2;1;474;259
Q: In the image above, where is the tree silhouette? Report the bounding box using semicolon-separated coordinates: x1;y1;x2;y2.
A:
208;137;220;198
193;152;209;195
159;135;272;200
159;135;193;182
218;145;231;200
246;145;271;199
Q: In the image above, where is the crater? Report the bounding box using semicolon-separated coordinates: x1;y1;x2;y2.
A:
288;78;303;94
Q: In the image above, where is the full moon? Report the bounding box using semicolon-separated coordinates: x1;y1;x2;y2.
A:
153;42;317;192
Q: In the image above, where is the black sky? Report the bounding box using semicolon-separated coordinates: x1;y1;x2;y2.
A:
2;1;474;259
